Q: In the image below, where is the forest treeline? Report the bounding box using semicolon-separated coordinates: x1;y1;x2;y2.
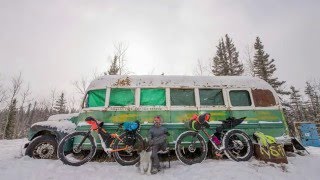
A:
1;38;319;139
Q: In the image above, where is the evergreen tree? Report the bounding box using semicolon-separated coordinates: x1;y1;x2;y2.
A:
212;34;244;76
54;92;67;114
253;37;288;95
212;39;228;75
224;34;244;75
305;81;319;119
105;55;120;75
4;98;17;139
289;86;304;121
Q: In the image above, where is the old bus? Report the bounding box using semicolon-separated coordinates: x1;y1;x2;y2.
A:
25;75;289;158
79;75;288;144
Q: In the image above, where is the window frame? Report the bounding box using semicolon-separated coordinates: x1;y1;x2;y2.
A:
83;89;107;108
139;88;166;107
169;88;197;107
198;88;225;107
82;93;89;108
108;87;136;107
227;88;254;108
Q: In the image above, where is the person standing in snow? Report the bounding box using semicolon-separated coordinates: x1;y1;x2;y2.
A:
148;115;169;174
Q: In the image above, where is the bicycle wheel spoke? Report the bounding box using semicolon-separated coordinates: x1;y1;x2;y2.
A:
175;131;207;165
58;132;96;166
112;132;143;166
223;130;253;161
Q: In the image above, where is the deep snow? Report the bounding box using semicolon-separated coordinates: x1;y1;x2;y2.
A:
0;139;319;180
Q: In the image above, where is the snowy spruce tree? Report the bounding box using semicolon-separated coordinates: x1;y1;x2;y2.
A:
253;37;288;95
225;34;244;75
105;55;120;75
212;34;244;76
212;39;228;75
4;99;17;139
289;86;305;121
304;82;319;119
54;92;67;114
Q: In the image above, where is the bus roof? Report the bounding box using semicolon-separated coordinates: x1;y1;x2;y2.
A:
87;75;275;91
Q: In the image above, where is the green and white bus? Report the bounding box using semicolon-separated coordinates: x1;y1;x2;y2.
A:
25;75;289;158
77;75;288;145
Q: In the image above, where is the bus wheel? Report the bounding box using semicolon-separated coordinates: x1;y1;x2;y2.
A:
25;135;57;159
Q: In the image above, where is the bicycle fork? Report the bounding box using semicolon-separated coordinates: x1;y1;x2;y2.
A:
74;130;92;152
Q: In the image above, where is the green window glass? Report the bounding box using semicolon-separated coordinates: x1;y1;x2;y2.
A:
170;89;195;106
199;89;224;106
87;89;106;107
109;88;135;106
229;90;252;106
140;88;166;106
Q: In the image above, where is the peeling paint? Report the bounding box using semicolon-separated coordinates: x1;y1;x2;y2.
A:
113;77;131;86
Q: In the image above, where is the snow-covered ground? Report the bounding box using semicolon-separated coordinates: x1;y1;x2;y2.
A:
0;139;319;180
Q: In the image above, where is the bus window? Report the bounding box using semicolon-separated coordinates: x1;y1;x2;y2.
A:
140;88;166;106
170;89;195;106
87;89;106;107
109;88;135;106
199;89;224;106
252;89;276;107
229;90;252;106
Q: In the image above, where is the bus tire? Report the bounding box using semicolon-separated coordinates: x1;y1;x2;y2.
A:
25;135;57;159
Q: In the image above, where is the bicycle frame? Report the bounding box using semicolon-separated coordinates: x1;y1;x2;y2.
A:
200;129;225;152
75;125;130;154
175;117;252;165
96;130;129;154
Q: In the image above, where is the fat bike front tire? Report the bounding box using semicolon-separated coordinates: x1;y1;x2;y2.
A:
222;129;253;161
175;131;207;165
58;131;97;166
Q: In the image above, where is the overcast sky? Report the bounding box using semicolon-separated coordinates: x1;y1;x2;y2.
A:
0;0;319;101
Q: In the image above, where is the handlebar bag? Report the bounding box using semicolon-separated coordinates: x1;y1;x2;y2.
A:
123;122;139;131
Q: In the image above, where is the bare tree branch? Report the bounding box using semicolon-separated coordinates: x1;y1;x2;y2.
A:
243;45;255;76
193;59;212;76
20;83;32;108
113;42;129;75
72;77;88;95
9;72;23;104
3;73;23;139
92;68;103;79
67;96;79;113
50;88;56;112
148;67;156;75
193;59;205;75
0;77;7;106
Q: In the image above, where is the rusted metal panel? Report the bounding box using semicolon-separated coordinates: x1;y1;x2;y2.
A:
252;89;276;107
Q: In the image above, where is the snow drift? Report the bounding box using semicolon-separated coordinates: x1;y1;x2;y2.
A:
0;139;319;180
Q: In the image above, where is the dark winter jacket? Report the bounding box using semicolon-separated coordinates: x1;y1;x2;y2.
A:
148;125;168;146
